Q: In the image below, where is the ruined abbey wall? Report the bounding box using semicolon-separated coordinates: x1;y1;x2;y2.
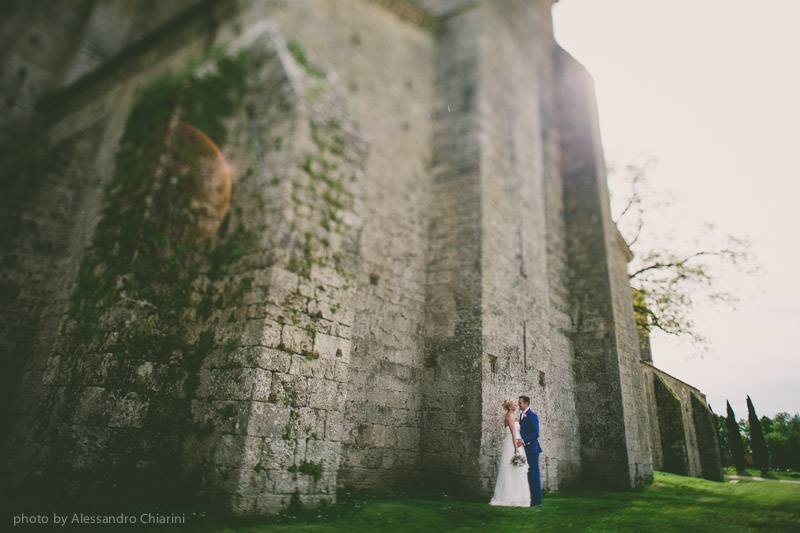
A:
1;0;720;517
642;363;724;481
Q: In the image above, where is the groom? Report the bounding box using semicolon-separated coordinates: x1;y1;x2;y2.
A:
516;395;543;508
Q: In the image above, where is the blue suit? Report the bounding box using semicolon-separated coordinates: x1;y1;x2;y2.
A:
519;407;542;506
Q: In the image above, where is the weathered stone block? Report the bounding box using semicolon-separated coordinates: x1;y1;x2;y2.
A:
267;268;300;304
252;368;272;402
247;402;291;439
196;368;255;401
108;391;148;429
255;348;291;373
314;332;349;361
309;379;339;409
262;437;295;466
281;324;313;355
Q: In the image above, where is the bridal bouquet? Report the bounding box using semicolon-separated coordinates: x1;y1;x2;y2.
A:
511;452;527;467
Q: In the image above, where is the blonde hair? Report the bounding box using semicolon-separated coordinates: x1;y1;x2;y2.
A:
502;399;515;411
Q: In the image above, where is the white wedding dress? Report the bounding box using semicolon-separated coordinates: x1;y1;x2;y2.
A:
489;420;531;507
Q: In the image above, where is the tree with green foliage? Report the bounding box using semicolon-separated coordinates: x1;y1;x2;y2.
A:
726;401;747;472
715;413;731;466
760;415;773;435
738;418;752;459
609;158;759;355
747;396;769;474
762;412;800;471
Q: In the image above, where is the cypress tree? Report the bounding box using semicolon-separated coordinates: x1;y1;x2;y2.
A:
726;401;747;472
747;395;769;475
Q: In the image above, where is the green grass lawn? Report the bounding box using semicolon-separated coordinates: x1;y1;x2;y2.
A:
724;466;800;481
149;472;800;532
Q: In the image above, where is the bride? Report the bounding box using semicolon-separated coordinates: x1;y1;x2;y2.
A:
489;399;531;507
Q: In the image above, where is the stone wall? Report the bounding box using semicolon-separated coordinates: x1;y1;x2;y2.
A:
642;362;723;481
475;0;581;494
652;373;690;475
0;0;437;514
1;0;721;518
609;230;654;484
2;5;369;513
420;2;485;494
0;0;204;137
1;0;243;507
691;393;724;481
555;46;654;488
262;0;438;493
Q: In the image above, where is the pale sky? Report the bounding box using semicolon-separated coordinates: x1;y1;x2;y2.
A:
553;0;800;419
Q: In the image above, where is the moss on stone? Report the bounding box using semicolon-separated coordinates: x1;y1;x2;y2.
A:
287;39;325;79
288;460;324;482
223;338;240;353
220;403;237;419
287;489;303;514
282;408;301;440
63;49;259;450
653;375;689;475
0;137;74;254
287;232;314;278
691;393;724;481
